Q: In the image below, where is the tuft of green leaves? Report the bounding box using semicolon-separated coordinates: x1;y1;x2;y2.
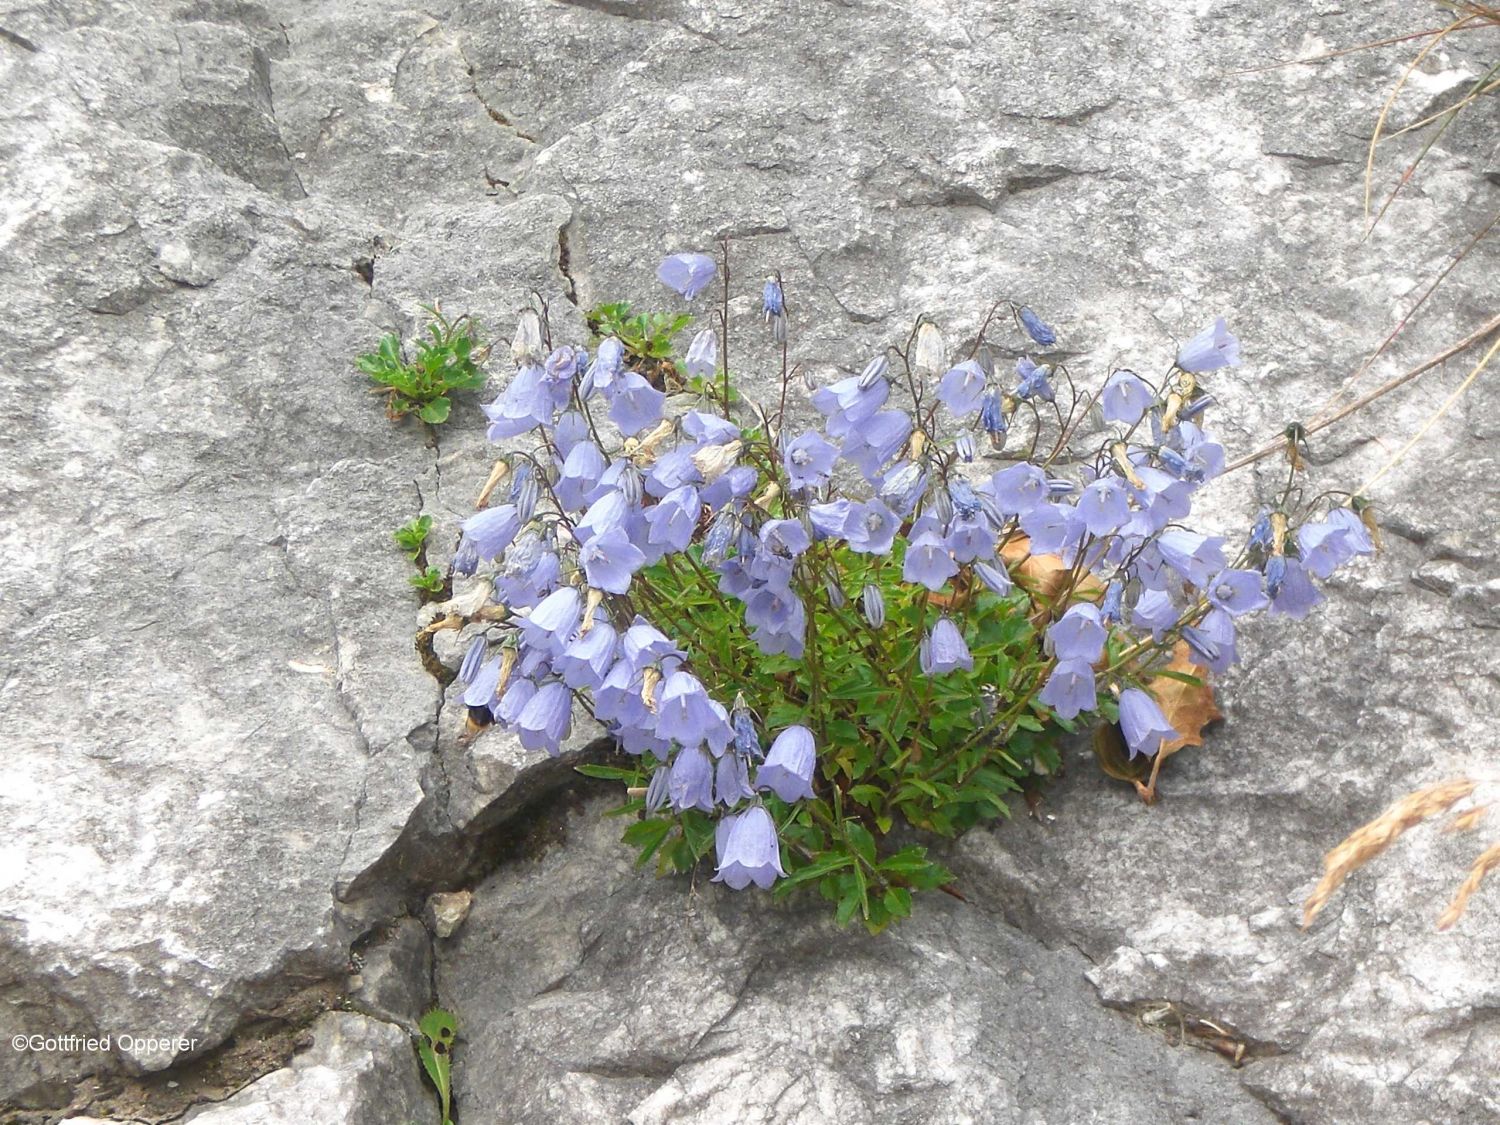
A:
393;515;433;562
417;1007;457;1125
356;305;489;424
408;565;445;594
586;301;691;362
618;543;1068;934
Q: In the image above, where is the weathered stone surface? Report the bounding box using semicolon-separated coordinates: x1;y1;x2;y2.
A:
348;918;433;1032
2;0;1497;1120
442;795;1280;1125
59;1011;438;1125
0;1;569;1111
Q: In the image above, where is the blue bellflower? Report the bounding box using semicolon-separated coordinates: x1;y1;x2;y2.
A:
1118;688;1178;758
938;360;987;415
1047;603;1106;663
1038;658;1097;720
920;617;974;675
579;526;646;594
1019;306;1057;347
713;805;786;889
516;680;573;755
1176;317;1241;373
784;431;839;490
657;252;717;300
757;725;816;801
1100;370;1154;425
668;746;716;811
1015;357;1054;402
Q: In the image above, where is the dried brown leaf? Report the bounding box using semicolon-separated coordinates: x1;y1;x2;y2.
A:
1150;641;1223;759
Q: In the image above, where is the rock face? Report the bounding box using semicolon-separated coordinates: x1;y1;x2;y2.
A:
440;794;1280;1125
1;0;1496;1122
59;1012;439;1125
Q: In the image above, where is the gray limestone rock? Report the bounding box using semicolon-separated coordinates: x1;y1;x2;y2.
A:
1;0;1496;1120
441;795;1281;1125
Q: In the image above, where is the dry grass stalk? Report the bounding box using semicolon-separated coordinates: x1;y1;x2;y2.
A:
1436;842;1500;931
1445;805;1490;834
1302;778;1477;928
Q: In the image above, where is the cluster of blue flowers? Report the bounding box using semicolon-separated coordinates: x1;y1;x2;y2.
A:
444;249;1373;894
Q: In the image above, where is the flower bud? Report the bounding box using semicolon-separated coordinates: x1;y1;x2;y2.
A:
858;355;890;389
692;439;743;483
861;584;886;628
684;328;719;379
511;308;544;367
913;321;945;376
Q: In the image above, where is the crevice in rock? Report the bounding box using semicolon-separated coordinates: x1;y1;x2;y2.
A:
1266;151;1346;168
715;222;791;241
1103;998;1292;1067
557;214;580;307
1005;166;1078;194
1;25;40;52
253;43;309;200
998;98;1118;126
484;166;517;195
454;41;540;144
18;983;344;1125
552;0;662;24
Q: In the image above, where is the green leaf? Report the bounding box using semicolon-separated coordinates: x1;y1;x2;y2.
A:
574;764;642;782
622;818;673;867
418;396;452;424
883;886;913;918
417;1007;456;1125
408;566;445;593
844;822;877;867
835;887;863;927
780;853;853;887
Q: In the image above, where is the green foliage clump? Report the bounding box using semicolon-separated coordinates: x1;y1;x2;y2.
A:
357;306;488;424
393;515;433;561
586;301;690;363
580;539;1097;934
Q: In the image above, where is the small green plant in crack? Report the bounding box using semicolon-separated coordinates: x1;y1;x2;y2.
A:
417;1006;458;1125
356;305;490;424
393;514;434;562
585;300;691;388
409;565;446;595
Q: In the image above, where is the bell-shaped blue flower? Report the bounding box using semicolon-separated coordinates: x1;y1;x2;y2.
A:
657;252;716;300
1118;688;1178;758
1100;369;1154;425
668;745;715;811
784;431;838;490
1176;317;1241;373
683;328;719;379
1018;306;1056;347
1046;603;1106;663
1038;658;1097;720
757;725;816;802
712;805;786;890
938;360;987;415
920;617;973;675
516;680;573;755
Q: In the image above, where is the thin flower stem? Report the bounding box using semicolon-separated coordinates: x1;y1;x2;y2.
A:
1222;311;1500;474
1311;211;1499;425
1358;332;1500;494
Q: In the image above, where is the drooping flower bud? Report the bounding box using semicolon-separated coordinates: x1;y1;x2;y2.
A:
913;321;945;376
511;308;544;367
